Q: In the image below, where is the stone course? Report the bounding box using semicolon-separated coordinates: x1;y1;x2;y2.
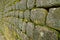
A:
0;0;60;40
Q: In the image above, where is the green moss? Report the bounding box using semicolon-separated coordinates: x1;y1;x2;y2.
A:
58;33;60;40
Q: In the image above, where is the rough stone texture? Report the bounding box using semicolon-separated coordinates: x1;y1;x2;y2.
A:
26;22;34;40
36;0;60;7
33;25;58;40
15;0;27;10
24;10;30;22
3;11;15;17
18;11;24;19
30;8;48;25
46;8;60;30
27;0;35;9
0;0;16;12
0;21;19;40
0;0;60;40
4;0;27;12
19;19;26;33
19;32;29;40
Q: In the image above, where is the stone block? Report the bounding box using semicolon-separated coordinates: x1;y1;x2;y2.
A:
30;8;48;25
33;25;58;40
36;0;60;7
46;8;60;30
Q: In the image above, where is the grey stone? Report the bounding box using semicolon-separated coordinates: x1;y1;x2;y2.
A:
24;10;30;22
3;11;15;17
4;0;16;7
26;22;34;40
33;25;58;40
18;19;23;31
1;20;22;39
4;6;13;12
33;27;39;40
36;0;60;7
27;0;35;9
14;11;19;17
4;0;27;12
22;22;26;33
0;21;19;40
46;8;60;30
3;11;19;17
4;0;15;12
18;11;24;19
30;8;48;25
12;5;16;10
2;17;19;26
17;0;27;10
15;3;19;10
20;32;29;40
19;19;26;33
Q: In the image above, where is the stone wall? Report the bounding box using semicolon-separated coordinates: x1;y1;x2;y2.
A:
0;0;60;40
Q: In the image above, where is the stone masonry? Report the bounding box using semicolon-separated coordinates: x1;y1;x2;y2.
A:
0;0;60;40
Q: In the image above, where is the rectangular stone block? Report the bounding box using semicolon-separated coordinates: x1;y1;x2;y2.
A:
46;8;60;30
18;0;27;10
18;11;24;19
27;0;35;9
30;8;48;25
24;10;30;22
36;0;60;7
26;22;34;40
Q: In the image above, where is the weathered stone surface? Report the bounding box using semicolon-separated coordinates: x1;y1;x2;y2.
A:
0;0;15;12
19;19;26;33
0;0;60;40
3;11;22;18
20;32;29;40
3;11;15;17
33;25;58;40
4;0;26;12
0;18;22;40
4;0;18;12
3;17;19;29
26;22;34;40
0;21;18;40
30;8;48;25
15;0;27;10
36;0;60;7
4;6;13;12
24;10;30;22
14;11;19;17
18;11;24;19
27;0;35;9
46;8;60;30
